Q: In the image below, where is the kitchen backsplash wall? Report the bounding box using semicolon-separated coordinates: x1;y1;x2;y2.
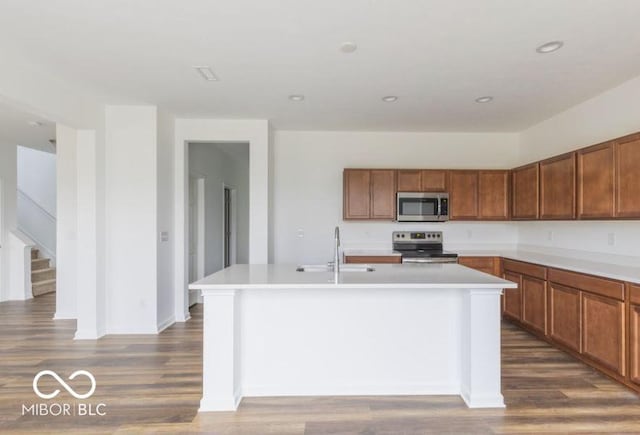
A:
271;130;520;264
518;221;640;262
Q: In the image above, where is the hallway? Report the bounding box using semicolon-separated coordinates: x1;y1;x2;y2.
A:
1;295;640;433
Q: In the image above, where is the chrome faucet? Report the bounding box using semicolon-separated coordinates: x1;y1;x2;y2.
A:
334;226;341;282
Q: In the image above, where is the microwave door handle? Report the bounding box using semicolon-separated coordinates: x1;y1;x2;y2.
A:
436;198;441;218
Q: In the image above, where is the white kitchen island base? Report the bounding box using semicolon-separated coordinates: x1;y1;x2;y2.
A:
192;264;514;412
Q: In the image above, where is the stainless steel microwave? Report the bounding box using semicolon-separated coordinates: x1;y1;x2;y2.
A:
396;192;449;222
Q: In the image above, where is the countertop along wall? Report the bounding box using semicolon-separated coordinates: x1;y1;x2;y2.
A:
518;73;640;259
271;130;521;264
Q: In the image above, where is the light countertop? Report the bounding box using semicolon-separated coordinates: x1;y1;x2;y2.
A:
189;263;517;291
342;248;640;283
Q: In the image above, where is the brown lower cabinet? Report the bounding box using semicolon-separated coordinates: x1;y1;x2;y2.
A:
343;255;401;264
503;271;522;321
630;283;640;387
581;292;625;376
502;260;547;335
548;283;581;353
522;275;547;335
457;256;500;276
502;261;636;391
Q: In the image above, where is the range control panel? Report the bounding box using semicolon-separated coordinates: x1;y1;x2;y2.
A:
393;231;443;243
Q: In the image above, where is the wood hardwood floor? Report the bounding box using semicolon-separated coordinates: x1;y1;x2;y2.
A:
2;294;640;434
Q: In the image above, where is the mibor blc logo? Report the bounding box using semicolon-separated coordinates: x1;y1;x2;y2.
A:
33;370;96;399
22;370;106;417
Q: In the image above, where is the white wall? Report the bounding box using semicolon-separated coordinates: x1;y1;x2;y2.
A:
189;143;250;274
156;109;175;330
55;124;78;319
104;106;158;334
16;145;57;261
518;73;640;258
272;130;521;264
0;143;17;301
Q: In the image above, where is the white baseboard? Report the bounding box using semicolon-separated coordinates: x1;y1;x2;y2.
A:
53;311;76;320
74;328;105;340
157;315;175;333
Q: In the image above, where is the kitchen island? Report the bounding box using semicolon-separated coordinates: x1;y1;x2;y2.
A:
189;263;517;412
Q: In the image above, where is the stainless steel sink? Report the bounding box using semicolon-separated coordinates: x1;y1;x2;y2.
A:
296;264;375;272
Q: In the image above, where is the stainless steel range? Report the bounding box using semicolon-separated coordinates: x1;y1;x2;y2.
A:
392;231;458;264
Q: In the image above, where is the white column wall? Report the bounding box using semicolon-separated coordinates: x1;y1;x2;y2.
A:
55;124;78;319
0;143;17;302
104;106;158;334
75;129;104;339
173;119;270;322
156;109;176;331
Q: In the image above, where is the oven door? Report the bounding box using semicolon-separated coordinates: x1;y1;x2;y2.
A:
397;193;441;222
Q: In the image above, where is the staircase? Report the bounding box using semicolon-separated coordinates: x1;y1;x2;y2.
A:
31;248;56;297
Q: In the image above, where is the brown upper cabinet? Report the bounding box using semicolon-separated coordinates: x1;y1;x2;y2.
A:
615;133;640;218
396;169;447;192
512;163;539;220
448;170;479;220
343;169;395;220
578;141;615;219
478;170;510;220
396;170;422;191
420;170;448;192
540;152;576;220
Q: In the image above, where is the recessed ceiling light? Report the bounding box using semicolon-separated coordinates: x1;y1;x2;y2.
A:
28;120;43;127
475;96;493;103
193;66;219;81
536;41;564;54
340;42;358;53
382;96;398;103
289;95;305;102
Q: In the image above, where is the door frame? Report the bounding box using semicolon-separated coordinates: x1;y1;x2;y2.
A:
222;184;238;268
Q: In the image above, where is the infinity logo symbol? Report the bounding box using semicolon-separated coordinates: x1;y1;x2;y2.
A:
33;370;97;400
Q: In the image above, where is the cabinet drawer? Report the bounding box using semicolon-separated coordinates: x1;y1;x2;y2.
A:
502;259;547;279
344;255;401;264
630;283;640;305
548;268;624;301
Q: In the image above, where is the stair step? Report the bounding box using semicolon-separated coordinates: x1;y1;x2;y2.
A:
32;278;55;297
31;258;50;271
31;249;39;260
32;267;56;282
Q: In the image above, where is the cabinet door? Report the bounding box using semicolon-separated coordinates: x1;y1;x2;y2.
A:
615;133;640;217
370;170;396;219
449;170;479;220
581;292;626;376
540;152;576;220
503;271;522;321
458;256;497;276
549;283;581;352
343;169;370;219
421;170;447;192
630;303;640;386
396;170;422;191
478;170;510;220
512;163;539;219
577;142;615;219
522;275;547;335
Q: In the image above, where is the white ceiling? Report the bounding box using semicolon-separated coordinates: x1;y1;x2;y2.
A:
1;0;640;132
0;100;56;152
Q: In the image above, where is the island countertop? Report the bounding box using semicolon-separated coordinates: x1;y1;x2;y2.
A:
189;263;517;290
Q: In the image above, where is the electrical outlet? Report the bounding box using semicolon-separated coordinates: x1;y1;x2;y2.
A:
547;231;553;242
466;230;473;239
160;231;169;242
297;228;304;239
607;232;615;246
